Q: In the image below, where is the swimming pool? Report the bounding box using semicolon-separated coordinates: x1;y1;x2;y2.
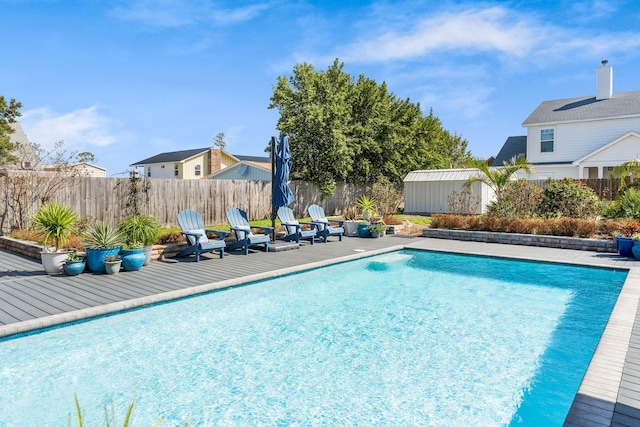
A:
0;249;626;426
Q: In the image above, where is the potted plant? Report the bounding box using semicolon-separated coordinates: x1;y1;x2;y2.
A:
117;214;161;266
83;222;124;273
342;206;360;237
357;220;371;238
368;221;387;238
104;254;122;275
63;251;85;276
31;203;78;274
617;233;635;257
632;233;640;260
355;195;377;221
119;242;146;271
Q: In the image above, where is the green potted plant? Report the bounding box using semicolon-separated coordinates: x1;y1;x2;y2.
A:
342;206;360;237
104;254;122;275
117;214;161;266
31;203;78;274
368;221;387;238
357;220;371;238
63;251;85;276
83;222;124;273
355;195;377;221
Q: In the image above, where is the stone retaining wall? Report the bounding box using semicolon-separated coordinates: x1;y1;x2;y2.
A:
0;236;187;262
423;228;617;253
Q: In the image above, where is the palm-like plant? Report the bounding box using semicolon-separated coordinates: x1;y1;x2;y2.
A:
83;222;124;249
466;155;532;196
117;214;161;247
31;203;78;252
611;159;640;189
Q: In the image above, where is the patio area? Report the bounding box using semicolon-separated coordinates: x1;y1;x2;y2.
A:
1;234;639;426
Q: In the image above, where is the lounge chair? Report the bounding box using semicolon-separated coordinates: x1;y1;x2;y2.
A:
226;208;271;255
176;209;227;262
308;204;344;242
277;206;317;245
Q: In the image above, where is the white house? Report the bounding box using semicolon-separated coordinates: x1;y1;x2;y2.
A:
494;61;640;179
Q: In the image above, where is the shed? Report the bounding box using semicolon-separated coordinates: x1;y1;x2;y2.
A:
206;161;271;181
403;168;495;215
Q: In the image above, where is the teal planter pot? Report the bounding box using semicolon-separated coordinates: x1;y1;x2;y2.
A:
85;247;121;273
63;260;85;276
617;237;634;257
633;241;640;260
120;248;145;271
357;224;371;238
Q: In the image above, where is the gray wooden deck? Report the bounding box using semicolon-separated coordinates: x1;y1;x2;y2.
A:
1;235;640;426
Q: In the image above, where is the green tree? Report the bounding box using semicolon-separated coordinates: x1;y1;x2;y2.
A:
213;132;227;150
466;155;532;197
0;96;23;166
270;59;471;196
76;151;96;164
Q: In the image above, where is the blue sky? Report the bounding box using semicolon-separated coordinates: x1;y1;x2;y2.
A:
3;0;640;176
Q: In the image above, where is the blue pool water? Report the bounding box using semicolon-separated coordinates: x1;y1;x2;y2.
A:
0;250;627;426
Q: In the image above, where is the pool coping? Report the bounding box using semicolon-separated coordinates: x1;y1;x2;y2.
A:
1;238;637;426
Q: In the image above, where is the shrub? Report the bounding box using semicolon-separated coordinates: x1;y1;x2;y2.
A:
486;180;543;219
430;214;465;229
539;178;601;219
381;214;403;225
156;231;184;244
447;189;480;215
604;187;640;219
371;176;403;215
481;216;505;232
619;219;640;237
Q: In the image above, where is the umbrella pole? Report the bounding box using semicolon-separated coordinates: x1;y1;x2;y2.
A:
270;136;277;242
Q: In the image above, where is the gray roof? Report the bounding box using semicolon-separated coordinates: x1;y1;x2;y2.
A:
130;147;211;166
235;154;271;163
523;90;640;126
493;136;527;165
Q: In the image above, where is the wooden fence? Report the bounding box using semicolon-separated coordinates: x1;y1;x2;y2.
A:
0;176;367;232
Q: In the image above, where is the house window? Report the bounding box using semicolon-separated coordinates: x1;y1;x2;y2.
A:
195;164;201;176
174;164;179;177
147;167;151;177
541;129;554;152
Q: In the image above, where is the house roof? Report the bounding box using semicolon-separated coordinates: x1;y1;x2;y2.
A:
522;90;640;126
130;147;211;166
206;160;271;179
404;168;484;182
130;149;273;168
493;136;527;165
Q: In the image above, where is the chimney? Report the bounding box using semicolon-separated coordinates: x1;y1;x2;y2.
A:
596;59;613;100
209;148;222;174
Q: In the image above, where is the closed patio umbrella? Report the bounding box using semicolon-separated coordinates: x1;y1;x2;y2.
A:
271;135;294;240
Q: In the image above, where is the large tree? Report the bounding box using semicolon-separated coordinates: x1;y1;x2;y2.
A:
0;96;23;166
269;59;472;195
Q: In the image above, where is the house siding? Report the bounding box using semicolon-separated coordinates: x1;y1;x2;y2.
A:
527;117;640;165
148;163;176;179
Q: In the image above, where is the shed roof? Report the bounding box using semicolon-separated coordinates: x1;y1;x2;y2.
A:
522;90;640;126
404;168;484;182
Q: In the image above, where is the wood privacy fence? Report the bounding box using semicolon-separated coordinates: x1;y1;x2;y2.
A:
0;176;367;232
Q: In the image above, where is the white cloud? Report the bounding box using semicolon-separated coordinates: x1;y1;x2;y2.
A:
341;7;538;63
20;106;121;150
111;0;268;29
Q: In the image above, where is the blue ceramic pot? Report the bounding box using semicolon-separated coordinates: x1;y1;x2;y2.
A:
120;248;146;271
632;241;640;260
617;237;634;257
357;224;371;238
64;260;85;276
85;247;121;273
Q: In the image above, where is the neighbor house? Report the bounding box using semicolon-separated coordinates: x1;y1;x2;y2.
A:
494;61;640;179
130;148;271;180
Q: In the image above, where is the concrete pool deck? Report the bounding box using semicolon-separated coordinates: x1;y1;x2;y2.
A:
0;235;639;426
